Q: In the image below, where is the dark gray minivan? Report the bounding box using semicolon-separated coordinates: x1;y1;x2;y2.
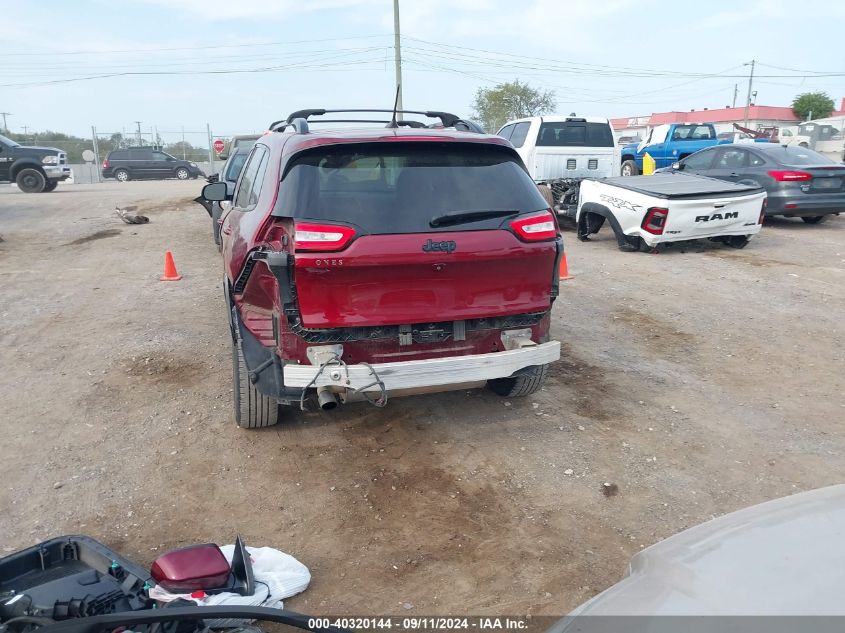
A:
102;147;204;182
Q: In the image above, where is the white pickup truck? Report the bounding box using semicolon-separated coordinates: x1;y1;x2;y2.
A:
497;115;619;216
576;173;767;252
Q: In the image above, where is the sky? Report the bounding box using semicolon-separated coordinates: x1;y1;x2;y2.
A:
2;0;844;143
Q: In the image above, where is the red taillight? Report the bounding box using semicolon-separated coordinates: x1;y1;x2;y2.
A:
510;210;557;242
767;170;812;182
102;159;109;169
294;221;356;252
759;198;767;224
641;207;668;235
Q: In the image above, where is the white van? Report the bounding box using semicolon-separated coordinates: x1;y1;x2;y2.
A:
497;115;620;216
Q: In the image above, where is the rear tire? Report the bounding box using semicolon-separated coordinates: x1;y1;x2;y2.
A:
115;169;130;182
801;215;826;224
621;160;639;177
15;168;47;193
232;335;280;429
537;184;555;208
725;235;751;248
488;364;547;398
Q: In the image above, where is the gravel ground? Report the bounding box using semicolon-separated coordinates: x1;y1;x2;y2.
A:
0;181;843;616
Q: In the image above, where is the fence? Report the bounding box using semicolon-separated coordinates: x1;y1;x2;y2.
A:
4;123;257;184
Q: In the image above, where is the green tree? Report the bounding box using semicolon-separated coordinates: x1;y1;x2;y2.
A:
791;91;834;121
471;80;556;133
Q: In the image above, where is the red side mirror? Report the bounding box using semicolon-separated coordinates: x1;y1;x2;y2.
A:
150;544;230;592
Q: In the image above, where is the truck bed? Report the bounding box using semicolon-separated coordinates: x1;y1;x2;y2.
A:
596;173;762;199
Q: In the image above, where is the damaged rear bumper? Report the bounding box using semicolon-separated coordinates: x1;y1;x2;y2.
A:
283;341;561;393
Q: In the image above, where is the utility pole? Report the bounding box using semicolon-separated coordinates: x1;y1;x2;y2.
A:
91;126;102;183
742;60;755;128
22;125;29;135
206;123;214;171
134;121;142;145
181;126;186;159
393;0;403;115
732;84;738;108
0;112;10;134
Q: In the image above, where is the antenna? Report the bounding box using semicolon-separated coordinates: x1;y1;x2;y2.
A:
388;84;401;129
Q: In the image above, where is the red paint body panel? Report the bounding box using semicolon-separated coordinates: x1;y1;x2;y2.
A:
150;544;230;592
293;230;556;328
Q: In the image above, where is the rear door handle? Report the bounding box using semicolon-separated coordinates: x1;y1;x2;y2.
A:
729;173;740;178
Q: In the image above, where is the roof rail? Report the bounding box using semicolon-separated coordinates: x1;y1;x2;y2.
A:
268;117;310;134
267;109;484;134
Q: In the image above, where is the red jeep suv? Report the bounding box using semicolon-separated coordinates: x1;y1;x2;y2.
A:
202;109;563;428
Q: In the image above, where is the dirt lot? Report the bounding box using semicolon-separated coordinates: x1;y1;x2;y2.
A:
1;181;844;616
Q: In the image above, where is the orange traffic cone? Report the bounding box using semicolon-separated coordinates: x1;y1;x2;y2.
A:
558;252;573;280
160;250;182;281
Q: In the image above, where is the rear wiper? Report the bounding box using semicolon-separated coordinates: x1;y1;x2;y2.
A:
429;209;519;227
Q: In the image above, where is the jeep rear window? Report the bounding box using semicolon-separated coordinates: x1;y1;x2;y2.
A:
275;142;549;234
536;122;614;147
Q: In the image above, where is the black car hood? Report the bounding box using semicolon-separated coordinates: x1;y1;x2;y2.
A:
14;145;63;155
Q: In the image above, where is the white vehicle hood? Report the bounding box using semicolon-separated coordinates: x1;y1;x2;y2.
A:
560;485;845;618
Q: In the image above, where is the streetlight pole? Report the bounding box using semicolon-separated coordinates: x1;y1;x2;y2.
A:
742;60;755;128
393;0;403;115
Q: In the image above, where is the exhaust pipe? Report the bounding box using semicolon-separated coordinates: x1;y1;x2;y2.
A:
317;386;339;411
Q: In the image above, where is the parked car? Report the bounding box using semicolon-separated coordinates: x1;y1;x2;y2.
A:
658;143;845;223
576;172;766;251
496;115;619;217
201;108;563;428
620;122;731;176
102;147;204;182
195;134;260;249
0;133;71;192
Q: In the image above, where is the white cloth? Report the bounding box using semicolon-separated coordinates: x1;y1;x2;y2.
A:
148;544;311;627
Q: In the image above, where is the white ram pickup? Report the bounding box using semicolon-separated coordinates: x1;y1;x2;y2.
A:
576;173;767;251
497;115;619;217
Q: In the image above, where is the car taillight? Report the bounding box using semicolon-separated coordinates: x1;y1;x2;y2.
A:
641;207;668;235
510;210;557;242
293;221;356;252
759;198;767;224
102;159;109;169
767;170;812;182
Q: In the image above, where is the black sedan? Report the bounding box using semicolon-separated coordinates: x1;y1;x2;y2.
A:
658;144;845;223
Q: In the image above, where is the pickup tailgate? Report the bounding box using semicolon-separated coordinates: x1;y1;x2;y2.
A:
662;192;765;239
533;146;618;180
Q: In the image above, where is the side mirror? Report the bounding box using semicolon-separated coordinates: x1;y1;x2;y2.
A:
672;161;681;170
202;181;230;201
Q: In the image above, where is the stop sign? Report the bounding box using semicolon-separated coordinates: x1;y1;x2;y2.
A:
213;139;225;154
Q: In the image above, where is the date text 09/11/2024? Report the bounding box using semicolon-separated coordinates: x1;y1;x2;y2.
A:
307;617;529;630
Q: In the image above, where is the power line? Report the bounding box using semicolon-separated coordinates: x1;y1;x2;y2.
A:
1;34;391;57
0;56;389;88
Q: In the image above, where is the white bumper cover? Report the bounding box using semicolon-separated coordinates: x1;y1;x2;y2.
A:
283;341;561;393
